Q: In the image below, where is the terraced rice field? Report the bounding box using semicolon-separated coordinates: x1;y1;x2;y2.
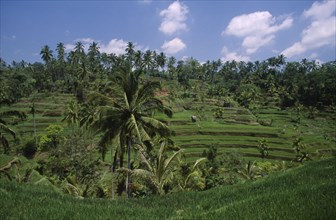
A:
2;92;335;162
157;97;336;162
1;93;74;143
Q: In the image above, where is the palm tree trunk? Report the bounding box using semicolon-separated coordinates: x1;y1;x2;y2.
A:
111;145;114;199
33;110;37;148
126;137;131;198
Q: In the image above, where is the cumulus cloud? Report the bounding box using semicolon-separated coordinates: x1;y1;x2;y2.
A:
161;38;186;54
100;39;128;55
221;47;250;62
282;0;336;58
303;0;335;20
64;38;143;55
64;43;75;51
76;38;96;44
223;11;293;54
159;1;189;35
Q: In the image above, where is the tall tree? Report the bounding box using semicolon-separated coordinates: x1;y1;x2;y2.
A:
125;42;135;63
40;45;53;64
156;52;166;73
56;42;66;63
143;50;153;73
56;42;66;81
90;62;172;197
88;42;101;77
134;50;143;70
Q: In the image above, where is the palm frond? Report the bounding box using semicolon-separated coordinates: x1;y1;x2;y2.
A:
0;110;26;120
163;149;184;172
192;158;207;171
0;124;15;137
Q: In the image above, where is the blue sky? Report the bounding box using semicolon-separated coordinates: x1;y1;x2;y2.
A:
1;0;335;64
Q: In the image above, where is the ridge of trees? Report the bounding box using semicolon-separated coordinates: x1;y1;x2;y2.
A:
1;41;335;109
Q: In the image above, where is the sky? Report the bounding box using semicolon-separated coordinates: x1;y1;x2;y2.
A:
0;0;335;64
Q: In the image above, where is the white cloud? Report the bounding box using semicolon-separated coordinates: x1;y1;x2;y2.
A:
100;39;128;55
76;38;96;44
161;38;186;54
282;1;336;58
223;11;293;54
303;0;336;20
159;1;189;35
64;38;144;55
221;47;250;62
65;43;75;51
243;35;274;54
181;56;188;61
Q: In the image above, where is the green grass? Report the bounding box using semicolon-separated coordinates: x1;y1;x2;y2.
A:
1;157;335;219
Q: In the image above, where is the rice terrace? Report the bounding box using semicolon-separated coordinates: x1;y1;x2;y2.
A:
1;0;336;219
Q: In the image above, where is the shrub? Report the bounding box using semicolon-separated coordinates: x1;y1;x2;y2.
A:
22;139;37;159
258;118;273;126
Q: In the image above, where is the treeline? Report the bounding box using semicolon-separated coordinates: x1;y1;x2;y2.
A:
1;41;336;109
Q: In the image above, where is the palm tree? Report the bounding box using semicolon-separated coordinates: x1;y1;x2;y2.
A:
119;140;183;195
134;50;143;70
0;110;26;154
62;100;81;128
167;56;176;79
40;45;53;64
238;161;259;180
56;42;66;80
156;52;166;73
56;42;65;63
88;42;100;76
30;102;37;149
178;157;206;191
90;62;172;197
125;42;135;63
143;50;153;73
74;41;85;65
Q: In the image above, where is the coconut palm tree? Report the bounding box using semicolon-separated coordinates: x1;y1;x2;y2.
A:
0;110;26;154
143;50;153;73
178;157;206;191
40;45;53;64
89;61;172;197
156;52;166;73
56;42;65;63
125;42;135;63
134;50;143;70
167;56;176;79
62;100;81;128
118;140;183;195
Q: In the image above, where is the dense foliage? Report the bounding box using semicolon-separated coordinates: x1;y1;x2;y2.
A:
1;42;335;109
0;41;335;201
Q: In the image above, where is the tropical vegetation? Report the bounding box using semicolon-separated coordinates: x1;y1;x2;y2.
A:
0;40;335;218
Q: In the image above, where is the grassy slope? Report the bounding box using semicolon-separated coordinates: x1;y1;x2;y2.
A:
1;158;335;219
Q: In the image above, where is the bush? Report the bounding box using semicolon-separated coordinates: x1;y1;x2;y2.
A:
258;118;273;126
22;139;37;159
222;96;238;107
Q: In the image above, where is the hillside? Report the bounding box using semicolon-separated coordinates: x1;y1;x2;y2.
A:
1;157;335;219
3;87;335;162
